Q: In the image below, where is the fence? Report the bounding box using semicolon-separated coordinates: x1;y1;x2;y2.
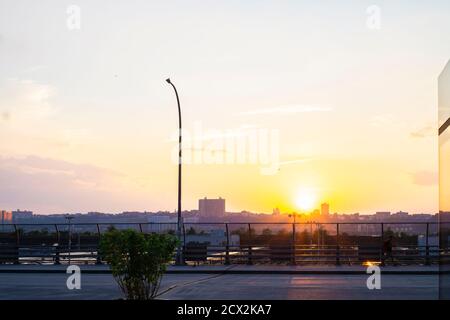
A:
0;222;447;266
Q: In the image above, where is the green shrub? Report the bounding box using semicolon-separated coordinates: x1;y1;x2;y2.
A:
99;228;178;300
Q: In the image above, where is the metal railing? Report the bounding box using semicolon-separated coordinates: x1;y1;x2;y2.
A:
0;222;447;266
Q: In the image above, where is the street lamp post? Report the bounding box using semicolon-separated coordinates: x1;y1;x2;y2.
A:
166;78;184;265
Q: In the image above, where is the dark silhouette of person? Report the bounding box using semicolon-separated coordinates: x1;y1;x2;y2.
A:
381;235;395;266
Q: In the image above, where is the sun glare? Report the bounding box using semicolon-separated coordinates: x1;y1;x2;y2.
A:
295;189;318;211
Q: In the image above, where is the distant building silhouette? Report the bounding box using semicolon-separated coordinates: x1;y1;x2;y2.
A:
12;209;33;221
199;197;225;217
321;203;329;216
393;211;409;218
375;211;391;220
0;210;12;224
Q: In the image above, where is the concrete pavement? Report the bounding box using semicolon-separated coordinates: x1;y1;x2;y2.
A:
0;264;441;300
158;273;439;300
0;272;439;300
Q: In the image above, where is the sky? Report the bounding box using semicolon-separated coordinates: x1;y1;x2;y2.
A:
0;0;449;214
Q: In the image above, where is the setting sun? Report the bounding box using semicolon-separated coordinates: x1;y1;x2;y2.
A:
295;188;318;212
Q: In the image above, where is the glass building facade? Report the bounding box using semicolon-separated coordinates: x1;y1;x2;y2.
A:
439;60;450;299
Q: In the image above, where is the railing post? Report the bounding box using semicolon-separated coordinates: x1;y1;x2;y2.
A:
425;222;430;266
13;224;20;265
247;223;253;265
13;224;20;246
380;223;384;265
336;223;340;266
291;223;296;265
138;223;143;233
309;222;313;262
55;224;60;243
225;223;230;265
317;223;321;258
182;223;186;265
96;224;102;265
54;224;60;265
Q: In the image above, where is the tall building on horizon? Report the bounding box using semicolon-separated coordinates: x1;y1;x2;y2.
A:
320;203;330;216
199;197;226;217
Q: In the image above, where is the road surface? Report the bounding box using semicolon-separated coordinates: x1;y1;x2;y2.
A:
0;272;438;300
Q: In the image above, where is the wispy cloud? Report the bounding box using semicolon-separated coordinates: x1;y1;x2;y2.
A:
23;65;47;74
370;114;393;127
0;78;56;121
369;113;408;128
1;155;121;184
410;124;436;138
236;105;333;116
278;158;312;166
410;170;438;186
0;155;131;213
166;124;261;142
1;111;10;121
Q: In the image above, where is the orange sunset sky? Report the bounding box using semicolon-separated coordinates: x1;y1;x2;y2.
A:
1;1;449;214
